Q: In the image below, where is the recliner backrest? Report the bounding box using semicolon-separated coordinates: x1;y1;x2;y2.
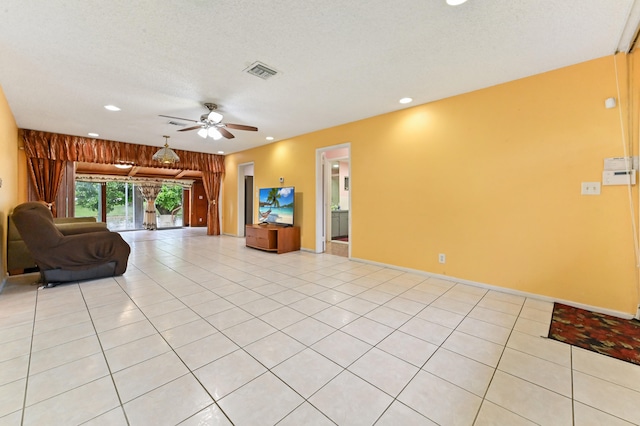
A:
11;202;65;253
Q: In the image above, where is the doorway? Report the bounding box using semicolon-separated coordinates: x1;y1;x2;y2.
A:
237;162;255;237
315;144;350;257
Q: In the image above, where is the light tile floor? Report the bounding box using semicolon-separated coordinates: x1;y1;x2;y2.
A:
1;228;639;425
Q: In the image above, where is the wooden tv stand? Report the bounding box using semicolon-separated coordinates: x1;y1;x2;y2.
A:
245;224;301;254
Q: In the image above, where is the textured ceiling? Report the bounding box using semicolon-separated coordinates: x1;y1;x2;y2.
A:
1;0;639;155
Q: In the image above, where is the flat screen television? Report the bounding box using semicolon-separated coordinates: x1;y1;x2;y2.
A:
258;186;295;226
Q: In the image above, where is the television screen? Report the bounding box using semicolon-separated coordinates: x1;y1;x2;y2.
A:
258;186;294;225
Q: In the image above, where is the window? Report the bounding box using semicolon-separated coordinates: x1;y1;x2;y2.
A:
155;184;184;228
74;181;101;221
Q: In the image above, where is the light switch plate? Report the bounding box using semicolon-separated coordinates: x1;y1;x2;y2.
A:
581;182;601;195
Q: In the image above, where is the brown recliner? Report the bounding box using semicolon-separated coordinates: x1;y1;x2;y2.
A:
11;202;131;285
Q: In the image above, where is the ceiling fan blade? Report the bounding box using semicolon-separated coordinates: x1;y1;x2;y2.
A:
159;114;199;123
178;125;204;132
219;127;235;139
224;123;258;131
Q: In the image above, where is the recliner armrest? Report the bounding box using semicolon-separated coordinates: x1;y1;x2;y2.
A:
53;217;97;225
56;222;109;235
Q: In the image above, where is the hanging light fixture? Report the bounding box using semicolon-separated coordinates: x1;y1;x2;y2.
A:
152;135;180;164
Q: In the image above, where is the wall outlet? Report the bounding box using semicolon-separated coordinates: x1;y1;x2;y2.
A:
581;182;601;195
438;253;446;264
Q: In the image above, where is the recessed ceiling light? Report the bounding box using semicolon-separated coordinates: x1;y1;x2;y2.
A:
446;0;468;5
399;97;413;104
217;151;224;154
88;132;99;137
266;136;274;141
104;105;121;111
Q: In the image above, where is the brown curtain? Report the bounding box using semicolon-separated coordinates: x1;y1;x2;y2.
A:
26;157;66;217
202;171;222;235
138;183;163;230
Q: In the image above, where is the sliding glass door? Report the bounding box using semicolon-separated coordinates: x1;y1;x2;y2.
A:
155;184;184;228
75;180;185;230
75;180;145;230
105;181;144;230
74;181;101;221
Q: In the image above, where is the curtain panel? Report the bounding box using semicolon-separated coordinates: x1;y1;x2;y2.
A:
22;129;226;233
202;172;223;235
26;157;66;216
138;183;163;230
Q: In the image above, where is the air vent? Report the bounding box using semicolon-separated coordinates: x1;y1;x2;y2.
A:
168;121;186;127
245;62;278;80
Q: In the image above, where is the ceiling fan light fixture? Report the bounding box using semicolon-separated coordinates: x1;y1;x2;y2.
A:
152;135;180;164
209;128;223;140
207;111;223;123
197;128;208;138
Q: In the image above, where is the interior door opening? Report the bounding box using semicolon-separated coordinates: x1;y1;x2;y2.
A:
316;144;350;257
237;162;255;237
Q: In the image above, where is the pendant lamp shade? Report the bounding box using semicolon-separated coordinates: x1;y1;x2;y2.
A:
207;111;223;123
152;135;180;164
208;128;223;140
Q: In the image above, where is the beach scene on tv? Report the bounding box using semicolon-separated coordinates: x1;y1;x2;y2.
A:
258;186;294;225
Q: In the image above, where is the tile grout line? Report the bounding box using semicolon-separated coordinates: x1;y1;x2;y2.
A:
19;284;39;426
78;279;131;426
110;266;237;425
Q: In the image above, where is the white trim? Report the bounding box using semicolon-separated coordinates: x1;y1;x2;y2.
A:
350;256;635;320
222;232;241;237
0;273;7;294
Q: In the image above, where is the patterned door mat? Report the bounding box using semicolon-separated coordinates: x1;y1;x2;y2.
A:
548;303;640;366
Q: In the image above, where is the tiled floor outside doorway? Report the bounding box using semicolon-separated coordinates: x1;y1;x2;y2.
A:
326;241;348;258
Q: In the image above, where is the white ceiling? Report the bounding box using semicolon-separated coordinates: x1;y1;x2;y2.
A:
1;0;639;155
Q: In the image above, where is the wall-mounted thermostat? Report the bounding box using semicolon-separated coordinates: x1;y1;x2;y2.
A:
603;170;636;186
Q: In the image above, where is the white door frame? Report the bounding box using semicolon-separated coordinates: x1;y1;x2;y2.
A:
315;143;351;254
237;162;254;237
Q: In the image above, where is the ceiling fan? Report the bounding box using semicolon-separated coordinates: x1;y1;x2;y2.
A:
159;103;258;140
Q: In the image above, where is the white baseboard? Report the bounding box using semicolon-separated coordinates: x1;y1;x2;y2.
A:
350;257;634;320
0;272;8;294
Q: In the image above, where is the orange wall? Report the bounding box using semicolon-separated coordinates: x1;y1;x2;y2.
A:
0;85;20;276
224;54;640;316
